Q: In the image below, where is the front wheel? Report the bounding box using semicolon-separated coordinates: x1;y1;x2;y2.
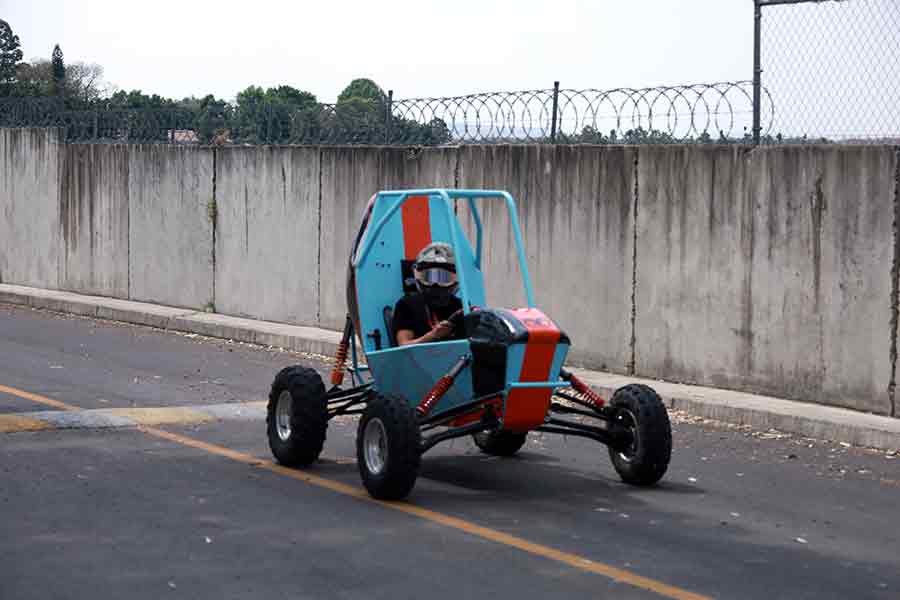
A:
607;384;671;486
356;394;421;500
266;366;328;467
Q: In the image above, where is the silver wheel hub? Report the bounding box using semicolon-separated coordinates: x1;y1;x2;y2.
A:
616;408;640;463
276;390;293;442
363;418;389;475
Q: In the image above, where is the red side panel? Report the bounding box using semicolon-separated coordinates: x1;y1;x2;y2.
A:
402;195;432;260
503;309;561;432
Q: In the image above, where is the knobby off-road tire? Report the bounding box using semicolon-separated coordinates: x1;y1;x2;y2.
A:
608;384;672;486
266;366;328;467
472;430;527;456
356;393;421;500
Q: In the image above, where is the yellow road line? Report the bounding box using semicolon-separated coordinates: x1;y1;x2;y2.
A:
1;381;710;599
0;384;79;411
140;425;713;600
0;414;53;433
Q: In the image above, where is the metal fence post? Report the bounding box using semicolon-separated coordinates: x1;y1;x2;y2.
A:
753;0;762;145
550;81;560;142
386;89;393;144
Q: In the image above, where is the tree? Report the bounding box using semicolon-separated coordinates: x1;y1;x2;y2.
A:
107;89;175;109
65;62;104;105
192;94;231;143
0;19;24;96
14;59;106;104
232;84;319;143
51;44;65;97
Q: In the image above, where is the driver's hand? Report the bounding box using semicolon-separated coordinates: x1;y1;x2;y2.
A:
431;320;454;340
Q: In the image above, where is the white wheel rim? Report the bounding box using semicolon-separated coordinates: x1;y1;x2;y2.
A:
276;390;292;441
363;418;389;475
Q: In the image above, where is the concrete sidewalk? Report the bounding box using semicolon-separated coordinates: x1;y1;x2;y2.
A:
2;283;898;452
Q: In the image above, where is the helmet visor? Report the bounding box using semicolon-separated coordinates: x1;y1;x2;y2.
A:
416;267;457;287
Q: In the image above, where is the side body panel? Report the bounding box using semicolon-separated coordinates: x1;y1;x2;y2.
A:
366;340;474;413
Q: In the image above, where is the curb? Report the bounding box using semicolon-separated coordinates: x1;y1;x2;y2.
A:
2;284;898;452
0;284;342;358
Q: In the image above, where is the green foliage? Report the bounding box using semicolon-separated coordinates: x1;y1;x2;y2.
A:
337;78;387;107
51;44;65;96
193;94;231;143
231;84;322;143
0;19;23;96
107;89;176;109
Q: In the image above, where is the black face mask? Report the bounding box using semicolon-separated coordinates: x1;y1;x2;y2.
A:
422;285;455;308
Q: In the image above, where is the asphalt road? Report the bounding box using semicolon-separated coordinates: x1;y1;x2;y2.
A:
1;303;898;600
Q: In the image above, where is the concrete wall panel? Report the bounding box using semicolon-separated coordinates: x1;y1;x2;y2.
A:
635;146;751;385
0;128;61;289
636;146;896;415
214;146;320;325
127;145;214;309
458;145;635;371
747;146;895;414
59;144;130;296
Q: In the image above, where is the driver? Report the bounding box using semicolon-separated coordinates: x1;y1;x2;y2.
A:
394;242;464;345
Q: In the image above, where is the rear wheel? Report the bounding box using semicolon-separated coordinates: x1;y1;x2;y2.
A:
472;430;527;456
356;393;421;500
608;384;671;486
266;366;328;467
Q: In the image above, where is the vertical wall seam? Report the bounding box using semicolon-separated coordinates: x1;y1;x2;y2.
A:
888;146;900;418
125;146;131;300
316;147;324;326
56;128;63;290
211;147;217;311
629;148;639;376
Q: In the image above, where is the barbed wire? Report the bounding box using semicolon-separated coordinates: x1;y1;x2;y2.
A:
0;81;770;145
394;81;770;143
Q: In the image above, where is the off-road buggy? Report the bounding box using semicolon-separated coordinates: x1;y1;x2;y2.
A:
266;189;671;500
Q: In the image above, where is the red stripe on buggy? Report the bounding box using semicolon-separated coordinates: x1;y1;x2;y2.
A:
504;309;561;431
402;195;432;260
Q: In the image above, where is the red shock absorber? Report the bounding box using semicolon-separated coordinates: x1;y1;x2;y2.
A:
417;376;454;418
416;355;471;419
561;369;605;408
330;316;352;387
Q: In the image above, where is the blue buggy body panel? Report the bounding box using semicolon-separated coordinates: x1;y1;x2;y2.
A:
348;189;569;425
366;340;475;415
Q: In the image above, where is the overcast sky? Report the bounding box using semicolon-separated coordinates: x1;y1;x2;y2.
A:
2;0;755;101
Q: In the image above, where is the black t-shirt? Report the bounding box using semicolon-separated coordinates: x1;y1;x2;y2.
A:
393;293;463;340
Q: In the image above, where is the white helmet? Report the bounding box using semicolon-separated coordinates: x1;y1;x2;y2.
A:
414;242;458;299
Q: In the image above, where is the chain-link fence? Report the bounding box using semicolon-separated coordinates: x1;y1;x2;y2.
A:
0;81;765;146
755;0;900;143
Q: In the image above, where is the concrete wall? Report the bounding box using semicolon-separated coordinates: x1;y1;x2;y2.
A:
0;128;61;289
59;144;130;296
635;146;897;414
2;128;898;415
127;145;214;309
215;146;320;325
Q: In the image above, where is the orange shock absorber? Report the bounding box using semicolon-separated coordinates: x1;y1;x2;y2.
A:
561;369;605;408
330;316;352;387
416;355;471;419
